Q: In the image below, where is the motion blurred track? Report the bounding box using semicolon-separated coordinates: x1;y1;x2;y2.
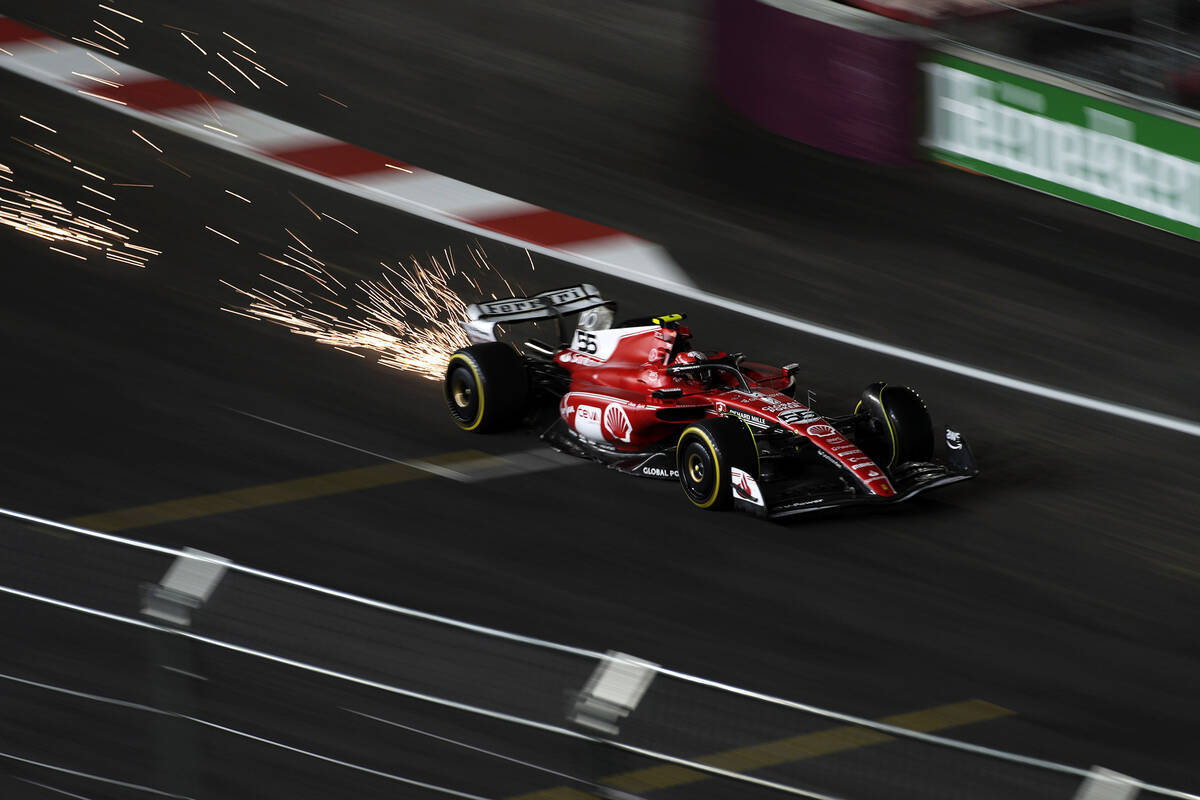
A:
2;2;1199;799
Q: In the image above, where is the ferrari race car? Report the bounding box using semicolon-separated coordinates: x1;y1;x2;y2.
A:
443;284;976;519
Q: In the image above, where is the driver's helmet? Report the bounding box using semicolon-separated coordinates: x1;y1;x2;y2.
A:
575;306;614;332
673;350;714;388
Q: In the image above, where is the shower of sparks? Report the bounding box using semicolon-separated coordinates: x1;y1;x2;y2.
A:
86;51;120;75
20;116;56;133
78;89;127;106
284;227;310;251
81;184;115;201
22;38;58;53
162;24;200;34
0;46;13;57
181;32;206;55
78;200;109;215
93;20;125;41
107;251;148;267
222;32;256;52
0;166;159;266
35;145;69;163
202;123;238;138
71;37;121;57
225;189;251;203
197;92;222;123
71;71;123;88
93;30;129;50
18;140;71;163
289;191;320;220
223;247;528;381
287;246;323;267
207;71;237;94
98;5;143;23
217;53;259;89
73;165;106;181
131;129;162;152
318;93;348;108
322;212;358;233
254;65;288;87
157;158;190;177
384;163;414;173
205;225;239;244
231;50;265;70
49;246;88;260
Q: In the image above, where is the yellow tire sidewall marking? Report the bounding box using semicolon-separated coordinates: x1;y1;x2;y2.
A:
448;353;486;431
877;383;900;467
680;426;721;509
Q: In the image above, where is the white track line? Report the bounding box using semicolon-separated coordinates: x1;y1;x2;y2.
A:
221;406;423;465
663;284;1200;438
17;779;99;800
221;407;581;481
0;671;495;800
0;752;191;799
344;709;590;785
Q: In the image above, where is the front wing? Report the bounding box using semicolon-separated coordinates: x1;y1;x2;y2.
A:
737;428;979;520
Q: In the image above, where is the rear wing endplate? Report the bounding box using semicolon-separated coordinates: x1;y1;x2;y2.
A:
460;284;614;345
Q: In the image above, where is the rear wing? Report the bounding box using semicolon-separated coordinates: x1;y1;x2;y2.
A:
460;284;615;346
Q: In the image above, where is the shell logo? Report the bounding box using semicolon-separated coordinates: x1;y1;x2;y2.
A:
604;403;632;442
806;423;837;438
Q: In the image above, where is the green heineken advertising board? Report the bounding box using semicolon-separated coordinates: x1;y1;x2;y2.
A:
922;50;1200;239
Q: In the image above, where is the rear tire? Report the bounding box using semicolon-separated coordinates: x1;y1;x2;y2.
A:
856;383;933;467
676;417;759;510
444;343;529;433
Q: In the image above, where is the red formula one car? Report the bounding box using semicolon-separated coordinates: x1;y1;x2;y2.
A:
443;285;976;518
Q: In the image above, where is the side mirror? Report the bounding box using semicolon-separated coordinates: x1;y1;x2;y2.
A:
652;388;684;399
783;363;799;378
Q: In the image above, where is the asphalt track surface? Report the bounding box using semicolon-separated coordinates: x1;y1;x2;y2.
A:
1;2;1199;799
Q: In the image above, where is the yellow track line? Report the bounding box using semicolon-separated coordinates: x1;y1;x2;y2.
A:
65;449;490;532
508;699;1013;799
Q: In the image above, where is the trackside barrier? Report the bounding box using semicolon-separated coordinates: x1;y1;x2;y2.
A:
921;43;1200;241
712;0;1200;240
709;0;934;164
0;506;1197;800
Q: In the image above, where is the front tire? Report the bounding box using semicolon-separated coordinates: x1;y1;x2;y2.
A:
676;417;759;510
856;383;933;467
444;343;529;433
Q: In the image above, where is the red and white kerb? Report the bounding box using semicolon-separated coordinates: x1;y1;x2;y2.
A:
0;17;690;286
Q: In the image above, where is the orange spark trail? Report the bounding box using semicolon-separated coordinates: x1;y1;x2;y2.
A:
223;249;531;381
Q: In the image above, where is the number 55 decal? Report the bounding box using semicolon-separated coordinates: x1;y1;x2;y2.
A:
574;330;597;354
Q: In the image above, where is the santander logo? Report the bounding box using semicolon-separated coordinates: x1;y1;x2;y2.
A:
604;404;632;442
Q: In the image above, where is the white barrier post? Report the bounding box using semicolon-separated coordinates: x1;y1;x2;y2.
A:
570;651;659;800
570;650;658;736
140;548;229;796
141;548;230;627
1073;766;1139;800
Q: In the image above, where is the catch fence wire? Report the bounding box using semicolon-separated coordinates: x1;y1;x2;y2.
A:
0;508;1196;800
938;0;1200;108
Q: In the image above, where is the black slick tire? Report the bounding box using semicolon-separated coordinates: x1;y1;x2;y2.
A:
857;382;934;467
676;416;759;511
444;343;529;433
